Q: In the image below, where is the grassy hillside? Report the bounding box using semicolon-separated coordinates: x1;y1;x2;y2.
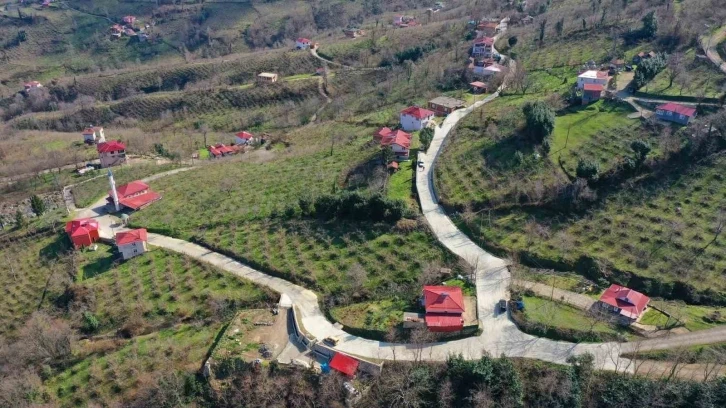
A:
131;121;460;304
0;231;274;406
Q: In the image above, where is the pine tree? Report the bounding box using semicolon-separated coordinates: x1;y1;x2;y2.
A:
30;194;46;216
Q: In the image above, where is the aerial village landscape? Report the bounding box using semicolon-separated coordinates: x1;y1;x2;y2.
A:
2;0;726;406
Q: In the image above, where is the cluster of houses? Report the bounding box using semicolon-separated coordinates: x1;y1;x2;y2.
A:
110;15;151;41
467;18;507;81
66;217;150;261
205;131;261;159
65;170;158;260
374;105;437;162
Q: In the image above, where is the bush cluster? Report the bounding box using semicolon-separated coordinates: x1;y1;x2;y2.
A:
301;191;409;223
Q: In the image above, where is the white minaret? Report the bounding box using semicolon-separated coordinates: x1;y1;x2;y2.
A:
108;169;120;212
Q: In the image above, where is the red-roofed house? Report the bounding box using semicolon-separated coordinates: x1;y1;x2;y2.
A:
329;352;359;377
296;38;312;49
400;106;435;131
108;180;161;210
24;81;42;91
582;83;604;104
65;218;100;249
379;129;412;160
97;140;127;168
598;284;650;323
235;131;255;145
656;103;697;125
374;127;393;142
472;36;495;58
422;285;465;332
123;15;136;26
115;228;148;260
82;126;105;144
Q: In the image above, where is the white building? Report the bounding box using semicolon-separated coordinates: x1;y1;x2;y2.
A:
82;126;106;144
577;70;610;89
115;228;148;260
399;106;435;131
472;37;495;58
24;81;42;91
97;140;127;168
296;38;312;49
235;131;254;145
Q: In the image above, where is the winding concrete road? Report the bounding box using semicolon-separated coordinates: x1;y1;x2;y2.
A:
72;67;726;374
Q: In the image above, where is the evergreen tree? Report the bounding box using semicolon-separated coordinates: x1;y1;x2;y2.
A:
30;194;46;216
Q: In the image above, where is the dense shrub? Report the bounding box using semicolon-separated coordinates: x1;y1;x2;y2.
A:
308;191;409;223
522;101;555;144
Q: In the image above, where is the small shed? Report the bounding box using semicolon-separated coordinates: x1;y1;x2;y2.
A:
257;73;279;84
428;96;466;116
470;81;487;94
329;353;359;377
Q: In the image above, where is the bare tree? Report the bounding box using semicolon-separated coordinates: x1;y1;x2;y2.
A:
667;52;684;88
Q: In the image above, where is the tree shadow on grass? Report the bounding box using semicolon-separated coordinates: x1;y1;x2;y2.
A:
38;233;73;263
81;254;118;280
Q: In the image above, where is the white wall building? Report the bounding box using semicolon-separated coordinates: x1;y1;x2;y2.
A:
577;70;610;89
399;106;435;131
116;228;148;260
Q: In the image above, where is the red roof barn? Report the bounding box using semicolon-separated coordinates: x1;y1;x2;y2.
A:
598;284;650;321
329;352;359;377
65;218;100;248
423;286;465;332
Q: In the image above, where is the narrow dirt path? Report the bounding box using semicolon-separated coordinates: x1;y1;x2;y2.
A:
701;26;726;75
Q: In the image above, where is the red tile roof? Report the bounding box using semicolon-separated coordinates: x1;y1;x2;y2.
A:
113;181;149;198
215;144;233;154
470;81;487;88
387;161;399;169
329;353;359;377
65;218;99;236
116;228;148;245
97;140;126;153
657;102;696;117
423;285;465;314
400;106;435;119
376;127;392;139
297;38;311;43
425;313;464;332
208;146;222;157
24;81;41;87
583;83;604;92
474;36;494;45
380;130;412;149
119;191;161;210
599;284;650;320
236;131;253;140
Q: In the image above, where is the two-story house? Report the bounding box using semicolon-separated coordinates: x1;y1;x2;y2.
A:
97;140;127;168
115;228;148;260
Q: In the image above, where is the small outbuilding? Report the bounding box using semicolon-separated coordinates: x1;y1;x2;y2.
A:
598;284;650;323
257;73;279;84
115;228;148;260
296;38;312;49
656;102;697;125
24;81;42;91
329;352;359;378
470;81;487;94
428;96;466;116
235;131;254;145
65;218;100;249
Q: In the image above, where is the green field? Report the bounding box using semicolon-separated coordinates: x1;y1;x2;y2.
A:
520;295;628;338
642;49;726;98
